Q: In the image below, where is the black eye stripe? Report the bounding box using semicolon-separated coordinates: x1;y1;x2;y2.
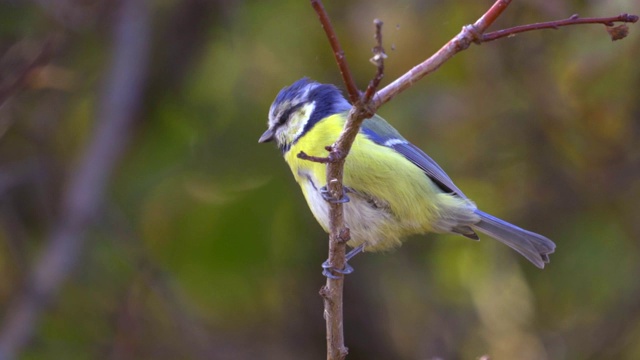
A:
278;103;304;125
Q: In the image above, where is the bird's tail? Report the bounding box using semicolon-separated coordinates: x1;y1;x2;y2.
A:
472;210;556;268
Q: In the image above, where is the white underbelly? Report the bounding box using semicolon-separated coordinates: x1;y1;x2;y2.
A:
299;173;402;251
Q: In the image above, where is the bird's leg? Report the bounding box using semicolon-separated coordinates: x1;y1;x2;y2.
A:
319;185;350;204
322;244;364;279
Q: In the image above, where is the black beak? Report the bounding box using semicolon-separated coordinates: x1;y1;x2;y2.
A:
258;128;275;143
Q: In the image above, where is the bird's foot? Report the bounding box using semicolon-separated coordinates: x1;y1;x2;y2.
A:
320;185;349;204
321;245;364;279
322;260;354;279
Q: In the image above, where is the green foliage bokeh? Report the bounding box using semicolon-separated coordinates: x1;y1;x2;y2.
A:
0;0;639;359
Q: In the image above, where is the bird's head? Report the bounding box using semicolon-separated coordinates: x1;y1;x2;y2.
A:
258;78;351;152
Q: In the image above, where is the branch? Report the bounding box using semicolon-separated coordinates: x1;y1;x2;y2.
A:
312;3;509;358
473;0;512;32
310;1;637;359
0;0;150;358
363;19;386;104
311;0;359;104
481;13;638;42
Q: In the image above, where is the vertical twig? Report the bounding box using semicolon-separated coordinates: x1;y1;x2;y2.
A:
311;3;386;359
311;1;354;357
0;0;150;358
363;19;386;103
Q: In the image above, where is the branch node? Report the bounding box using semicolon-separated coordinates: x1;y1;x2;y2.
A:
463;24;483;45
621;13;639;23
369;52;388;66
570;13;579;20
338;228;351;243
327;147;346;163
319;285;330;299
370;18;386;66
339;346;349;358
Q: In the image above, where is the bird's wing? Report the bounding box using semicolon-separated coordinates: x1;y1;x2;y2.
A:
360;114;468;199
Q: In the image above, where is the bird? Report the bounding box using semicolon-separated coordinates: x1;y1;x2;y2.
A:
259;78;556;277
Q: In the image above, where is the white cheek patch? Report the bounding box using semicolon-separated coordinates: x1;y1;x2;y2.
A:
275;127;287;146
289;102;316;142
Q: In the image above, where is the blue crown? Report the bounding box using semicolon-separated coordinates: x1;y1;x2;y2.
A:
272;78;351;124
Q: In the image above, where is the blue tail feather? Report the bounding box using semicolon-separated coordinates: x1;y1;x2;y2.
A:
472;210;556;268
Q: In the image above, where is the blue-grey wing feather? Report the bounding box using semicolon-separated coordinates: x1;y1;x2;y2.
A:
360;115;467;198
390;142;467;198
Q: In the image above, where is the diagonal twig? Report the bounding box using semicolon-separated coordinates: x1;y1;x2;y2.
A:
373;0;513;107
310;0;360;104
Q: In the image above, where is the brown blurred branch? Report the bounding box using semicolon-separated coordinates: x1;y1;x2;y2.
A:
0;37;59;107
0;0;150;358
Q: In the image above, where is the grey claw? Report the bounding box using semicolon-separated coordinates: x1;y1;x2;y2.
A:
322;268;341;279
320;186;350;204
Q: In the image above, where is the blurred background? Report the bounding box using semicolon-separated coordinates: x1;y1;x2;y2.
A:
0;0;639;359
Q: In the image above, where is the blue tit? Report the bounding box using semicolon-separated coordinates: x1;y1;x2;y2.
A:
259;78;555;274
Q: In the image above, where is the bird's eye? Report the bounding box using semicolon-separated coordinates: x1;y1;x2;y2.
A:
278;103;303;126
277;112;288;125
